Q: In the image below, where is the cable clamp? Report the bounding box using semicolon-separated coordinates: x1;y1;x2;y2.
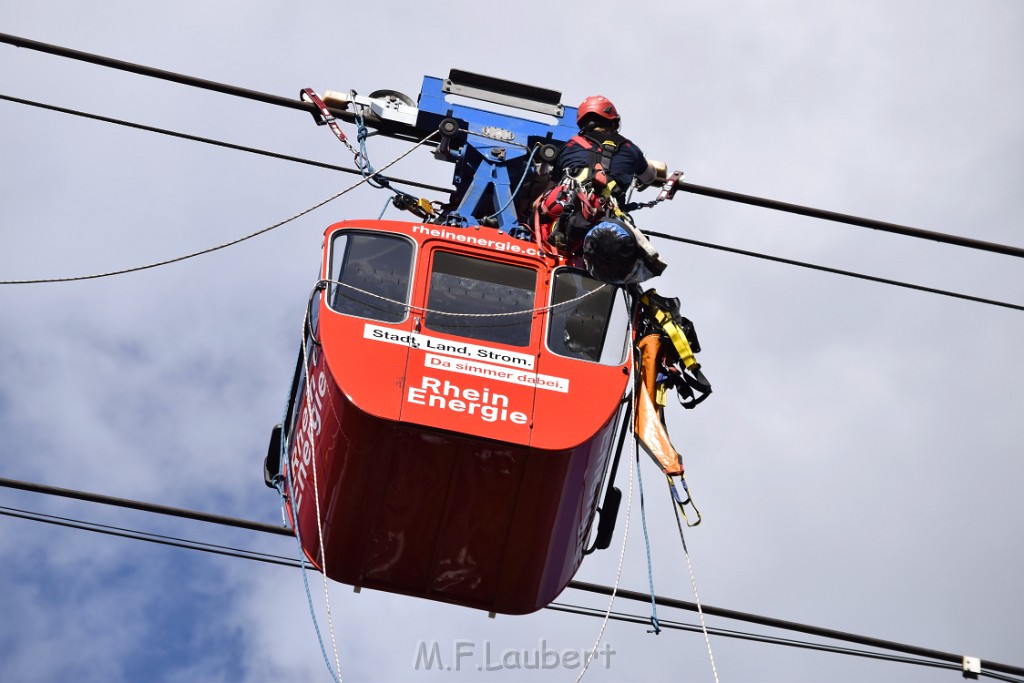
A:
962;656;981;679
657;170;685;202
300;87;350;145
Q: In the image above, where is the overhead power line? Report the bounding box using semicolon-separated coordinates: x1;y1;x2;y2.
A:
3;31;1023;260
2;475;1021;680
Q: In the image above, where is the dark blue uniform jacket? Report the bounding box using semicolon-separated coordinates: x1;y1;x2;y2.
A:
552;131;648;199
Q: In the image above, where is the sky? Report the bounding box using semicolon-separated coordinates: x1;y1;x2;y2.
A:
1;2;1022;682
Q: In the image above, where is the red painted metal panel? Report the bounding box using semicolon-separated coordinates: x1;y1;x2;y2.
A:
284;219;629;614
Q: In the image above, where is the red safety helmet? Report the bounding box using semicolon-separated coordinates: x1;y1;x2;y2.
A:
576;95;619;127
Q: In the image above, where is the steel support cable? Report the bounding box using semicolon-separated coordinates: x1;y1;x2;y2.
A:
0;93;451;195
0;505;299;568
545;603;969;679
550;604;1024;683
0;474;292;537
3;475;1022;679
3;503;1008;681
3;510;1020;683
646;231;1024;312
675;182;1024;259
0;32;320;117
569;581;1024;679
3;31;1023;260
3;102;1017;313
0;32;422;143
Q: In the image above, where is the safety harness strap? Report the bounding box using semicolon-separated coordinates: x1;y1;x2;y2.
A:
300;88;354;150
668;474;702;527
639;290;712;408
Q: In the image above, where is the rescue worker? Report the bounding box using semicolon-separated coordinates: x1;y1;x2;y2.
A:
537;95;667;283
551;95;660;204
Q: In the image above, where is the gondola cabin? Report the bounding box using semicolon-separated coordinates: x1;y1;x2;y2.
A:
271;219;632;615
261;70;677;615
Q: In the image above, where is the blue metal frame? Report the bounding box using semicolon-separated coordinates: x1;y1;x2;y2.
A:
415;76;578;232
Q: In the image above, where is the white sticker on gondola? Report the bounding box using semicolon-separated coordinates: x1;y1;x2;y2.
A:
364;324;535;370
423;353;569;393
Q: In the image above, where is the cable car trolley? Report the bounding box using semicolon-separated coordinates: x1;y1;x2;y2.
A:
264;70;711;615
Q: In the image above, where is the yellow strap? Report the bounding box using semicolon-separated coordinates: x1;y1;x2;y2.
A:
641;294;698;369
669;474;702;527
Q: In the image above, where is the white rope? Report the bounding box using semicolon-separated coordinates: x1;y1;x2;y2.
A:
323;277;610;319
575;293;636;683
0;129;439;285
671;486;720;683
300;293;344;682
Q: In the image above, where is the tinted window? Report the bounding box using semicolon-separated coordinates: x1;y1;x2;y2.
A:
329;232;413;322
425;252;536;347
547;270;629;364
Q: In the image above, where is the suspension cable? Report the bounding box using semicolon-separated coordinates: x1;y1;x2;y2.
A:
3;31;1022;259
675;182;1024;259
646;231;1024;312
0;93;451;195
3;474;1021;679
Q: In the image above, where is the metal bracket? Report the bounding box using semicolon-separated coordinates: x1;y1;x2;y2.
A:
962;656;981;679
443;69;564;117
657;170;685;202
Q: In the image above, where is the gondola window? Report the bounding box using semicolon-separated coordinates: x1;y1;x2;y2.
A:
425;252;536;347
329;232;414;323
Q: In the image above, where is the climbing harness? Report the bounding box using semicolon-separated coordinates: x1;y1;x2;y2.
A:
631;289;710;526
638;289;712;409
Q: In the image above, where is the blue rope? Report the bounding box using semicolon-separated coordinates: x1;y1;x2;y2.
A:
634;439;661;635
353;102;391;192
277;435;341;683
483;144;540;221
377;195;392;219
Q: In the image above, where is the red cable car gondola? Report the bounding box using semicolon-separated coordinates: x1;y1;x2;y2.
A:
264;71;708;615
272;219;631;614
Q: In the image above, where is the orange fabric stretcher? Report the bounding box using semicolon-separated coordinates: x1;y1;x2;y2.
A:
635;333;684;476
